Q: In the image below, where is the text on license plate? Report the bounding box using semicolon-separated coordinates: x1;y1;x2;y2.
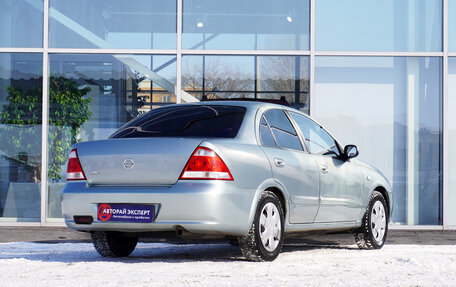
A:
97;203;155;223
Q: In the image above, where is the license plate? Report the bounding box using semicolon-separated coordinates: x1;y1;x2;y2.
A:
97;203;155;223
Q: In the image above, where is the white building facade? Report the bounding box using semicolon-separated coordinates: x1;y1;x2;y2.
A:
0;0;455;229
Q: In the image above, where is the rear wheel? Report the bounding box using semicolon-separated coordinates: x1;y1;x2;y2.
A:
91;231;138;257
354;191;388;249
238;191;284;261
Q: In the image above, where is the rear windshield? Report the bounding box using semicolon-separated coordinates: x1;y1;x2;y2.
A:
110;105;246;139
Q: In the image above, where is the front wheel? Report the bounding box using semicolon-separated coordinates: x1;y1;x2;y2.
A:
238;191;285;261
354;191;388;249
91;231;138;257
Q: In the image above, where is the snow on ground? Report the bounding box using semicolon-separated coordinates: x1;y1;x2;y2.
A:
0;241;455;287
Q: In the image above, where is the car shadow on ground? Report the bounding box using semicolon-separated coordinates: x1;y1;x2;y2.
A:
6;230;454;264
1;242;241;263
0;237;360;264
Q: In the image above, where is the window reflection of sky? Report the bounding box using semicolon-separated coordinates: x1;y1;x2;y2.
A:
315;56;442;225
316;0;441;52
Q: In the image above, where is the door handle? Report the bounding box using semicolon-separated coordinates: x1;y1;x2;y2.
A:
320;164;329;174
274;158;285;167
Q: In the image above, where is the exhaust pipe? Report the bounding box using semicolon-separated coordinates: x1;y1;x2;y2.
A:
175;226;225;239
175;227;184;236
176;225;204;238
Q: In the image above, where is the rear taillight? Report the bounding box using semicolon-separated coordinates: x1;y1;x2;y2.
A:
67;148;86;180
180;147;233;180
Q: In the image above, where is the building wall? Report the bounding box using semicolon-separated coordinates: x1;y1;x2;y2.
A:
0;0;454;228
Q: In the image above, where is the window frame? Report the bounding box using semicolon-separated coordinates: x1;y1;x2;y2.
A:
260;115;278;147
286;110;343;158
258;108;306;152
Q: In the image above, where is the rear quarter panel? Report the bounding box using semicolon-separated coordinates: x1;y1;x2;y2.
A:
198;105;279;229
198;104;274;191
201;141;273;190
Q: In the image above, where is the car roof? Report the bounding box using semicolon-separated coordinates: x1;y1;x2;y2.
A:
188;101;341;146
179;100;299;112
197;100;313;119
166;100;312;123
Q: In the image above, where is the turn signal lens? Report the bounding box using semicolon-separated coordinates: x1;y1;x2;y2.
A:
67;148;86;180
180;147;233;180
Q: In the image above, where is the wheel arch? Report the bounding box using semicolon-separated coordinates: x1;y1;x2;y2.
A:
373;185;391;220
264;186;287;219
247;180;289;232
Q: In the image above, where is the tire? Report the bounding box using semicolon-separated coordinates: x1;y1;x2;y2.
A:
354;191;388;249
238;191;285;261
91;231;138;257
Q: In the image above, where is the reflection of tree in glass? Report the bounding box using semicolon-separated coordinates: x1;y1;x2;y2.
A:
0;76;91;181
182;58;253;99
263;57;309;91
182;57;309;108
259;56;309;105
260;57;294;92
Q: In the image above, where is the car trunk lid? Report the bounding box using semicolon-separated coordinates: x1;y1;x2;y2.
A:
76;138;202;186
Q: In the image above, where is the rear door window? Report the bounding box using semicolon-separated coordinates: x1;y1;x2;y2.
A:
260;116;277;147
111;105;246;138
262;109;303;151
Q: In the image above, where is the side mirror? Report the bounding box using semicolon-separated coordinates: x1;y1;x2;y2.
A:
344;144;359;159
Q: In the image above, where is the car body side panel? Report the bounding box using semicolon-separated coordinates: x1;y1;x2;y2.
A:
253;105;321;224
199;138;285;231
314;157;365;223
260;146;320;224
284;221;361;233
351;159;394;221
198;140;273;190
246;179;291;231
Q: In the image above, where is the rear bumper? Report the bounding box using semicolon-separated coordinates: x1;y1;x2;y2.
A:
61;181;257;236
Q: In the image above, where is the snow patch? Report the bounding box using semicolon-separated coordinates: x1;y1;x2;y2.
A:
0;242;455;286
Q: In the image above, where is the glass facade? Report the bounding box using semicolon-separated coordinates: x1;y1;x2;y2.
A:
182;0;310;50
49;0;177;49
182;55;309;112
46;54;176;218
448;58;456;225
449;0;456;51
0;0;43;48
315;57;442;225
0;53;42;221
0;0;454;228
316;0;442;52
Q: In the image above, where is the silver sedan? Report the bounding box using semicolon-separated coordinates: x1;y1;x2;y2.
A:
61;101;393;261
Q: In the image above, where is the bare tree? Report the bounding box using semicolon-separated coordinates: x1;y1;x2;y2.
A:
182;58;253;99
181;56;309;108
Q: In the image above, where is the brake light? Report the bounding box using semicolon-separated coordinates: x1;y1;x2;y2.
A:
67;148;86;180
180;147;233;180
